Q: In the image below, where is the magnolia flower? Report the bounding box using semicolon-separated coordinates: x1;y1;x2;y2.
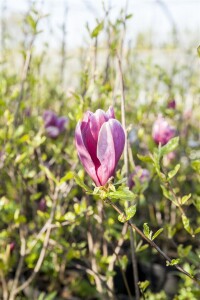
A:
152;116;175;146
128;166;150;190
9;242;15;253
167;99;176;109
43;110;68;138
75;107;125;186
37;198;47;212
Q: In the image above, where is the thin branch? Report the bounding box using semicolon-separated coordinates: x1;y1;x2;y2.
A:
0;270;8;300
130;228;140;299
107;223;128;295
117;49;140;299
8;228;26;300
105;198;200;286
9;188;59;299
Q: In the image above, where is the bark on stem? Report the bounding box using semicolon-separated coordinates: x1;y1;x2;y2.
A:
105;198;200;286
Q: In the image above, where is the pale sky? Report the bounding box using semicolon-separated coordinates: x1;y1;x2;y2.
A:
1;0;200;49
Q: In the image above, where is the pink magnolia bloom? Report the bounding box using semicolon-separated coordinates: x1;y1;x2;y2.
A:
128;166;150;190
152;116;176;146
9;242;15;253
167;99;176;109
43;110;68;138
75;107;125;186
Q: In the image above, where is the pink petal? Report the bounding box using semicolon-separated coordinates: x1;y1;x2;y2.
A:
89;109;108;142
75;121;101;186
97;119;125;186
108;119;125;164
46;126;60;138
106;106;115;119
81;120;100;168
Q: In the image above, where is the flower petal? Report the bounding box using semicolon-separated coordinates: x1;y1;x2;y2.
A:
106;106;115;119
75;121;101;186
46;126;60;138
89;109;108;142
97;119;125;186
43;111;57;127
56;117;68;132
108;119;125;164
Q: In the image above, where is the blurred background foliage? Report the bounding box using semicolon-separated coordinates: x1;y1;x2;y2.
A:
0;0;200;299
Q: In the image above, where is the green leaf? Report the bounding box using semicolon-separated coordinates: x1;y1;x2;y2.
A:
91;21;104;38
143;223;152;240
166;258;180;266
59;171;74;184
74;174;93;193
137;154;153;163
39;165;58;185
191;160;200;174
178;244;192;257
194;227;200;235
108;187;136;201
197;45;200;57
152;228;164;240
138;280;150;292
118;213;127;223
117;205;136;223
125;205;136;221
136;241;149;253
167;164;180;180
182;215;193;235
125;14;133;20
160;137;179;157
181;194;191;205
160;185;178;206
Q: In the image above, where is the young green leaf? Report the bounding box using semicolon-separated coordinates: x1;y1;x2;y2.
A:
166;258;181;266
152;228;164;240
191;160;200;174
138;280;150;292
39;165;58;185
160;137;179;157
74;174;93;193
125;205;137;221
182;215;193;236
181;194;191;205
194;227;200;235
91;21;104;38
167;164;180;180
137;154;153;163
143;223;152;240
118;213;127;223
197;45;200;57
108;187;136;200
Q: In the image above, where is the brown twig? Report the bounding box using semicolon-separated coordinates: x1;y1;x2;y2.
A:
117;48;140;299
107;223;128;297
0;270;8;300
8;187;59;299
105;198;200;286
8;228;26;300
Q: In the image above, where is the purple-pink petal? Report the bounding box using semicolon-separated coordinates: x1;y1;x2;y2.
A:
45;126;60;138
97;119;125;186
106;106;115;119
75;121;101;186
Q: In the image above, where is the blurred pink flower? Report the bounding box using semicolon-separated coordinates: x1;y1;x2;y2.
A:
9;242;15;253
167;99;176;109
75;107;125;186
128;166;150;190
43;110;68;138
152;116;176;146
163;151;176;166
37;198;47;212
